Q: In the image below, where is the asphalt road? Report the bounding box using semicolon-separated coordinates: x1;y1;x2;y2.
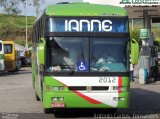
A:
0;67;160;119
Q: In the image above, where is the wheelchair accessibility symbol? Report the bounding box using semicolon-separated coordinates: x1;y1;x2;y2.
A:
79;62;86;71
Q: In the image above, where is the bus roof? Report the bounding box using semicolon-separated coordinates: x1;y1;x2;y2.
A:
45;2;127;17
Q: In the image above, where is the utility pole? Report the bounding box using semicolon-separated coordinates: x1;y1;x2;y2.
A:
25;0;28;50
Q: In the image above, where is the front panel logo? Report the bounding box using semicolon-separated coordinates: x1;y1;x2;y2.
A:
77;61;88;72
65;19;112;32
79;62;86;71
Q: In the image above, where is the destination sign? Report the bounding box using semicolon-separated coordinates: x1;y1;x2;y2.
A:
48;18;128;33
65;19;112;32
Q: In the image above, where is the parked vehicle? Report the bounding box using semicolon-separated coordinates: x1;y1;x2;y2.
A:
3;41;21;73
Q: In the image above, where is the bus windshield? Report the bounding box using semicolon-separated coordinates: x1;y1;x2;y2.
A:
46;37;128;73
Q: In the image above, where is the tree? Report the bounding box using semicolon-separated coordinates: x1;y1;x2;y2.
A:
20;0;45;17
0;0;21;15
33;0;45;17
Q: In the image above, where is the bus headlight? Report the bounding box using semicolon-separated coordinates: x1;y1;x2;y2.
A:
52;86;64;91
52;97;58;101
52;97;64;101
58;86;65;90
58;97;64;101
52;87;59;91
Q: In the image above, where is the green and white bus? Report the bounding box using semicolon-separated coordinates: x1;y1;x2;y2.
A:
32;2;139;113
0;40;5;71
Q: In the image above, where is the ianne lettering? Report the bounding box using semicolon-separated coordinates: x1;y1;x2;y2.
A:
65;19;112;32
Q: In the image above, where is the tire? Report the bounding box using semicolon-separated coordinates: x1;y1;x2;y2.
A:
35;92;40;101
44;108;53;114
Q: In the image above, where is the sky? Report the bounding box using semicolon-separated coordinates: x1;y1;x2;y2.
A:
0;0;122;16
22;0;82;16
23;0;122;16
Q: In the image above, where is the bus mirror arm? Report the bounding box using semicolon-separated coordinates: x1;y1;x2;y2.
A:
38;38;46;65
39;38;45;44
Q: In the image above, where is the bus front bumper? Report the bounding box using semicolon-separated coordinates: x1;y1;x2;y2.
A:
43;91;130;109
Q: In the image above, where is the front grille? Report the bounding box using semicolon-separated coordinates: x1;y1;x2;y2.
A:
92;86;109;90
68;86;109;91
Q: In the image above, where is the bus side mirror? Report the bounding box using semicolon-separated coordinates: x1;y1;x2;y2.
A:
131;38;139;64
38;38;46;64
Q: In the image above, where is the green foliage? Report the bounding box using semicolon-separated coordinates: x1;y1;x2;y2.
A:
155;37;160;42
14;39;26;46
152;29;160;39
0;14;36;28
153;30;160;51
0;14;36;40
130;29;140;43
0;0;21;15
154;37;160;51
15;39;32;47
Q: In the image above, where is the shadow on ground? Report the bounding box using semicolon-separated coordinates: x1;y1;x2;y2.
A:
0;67;32;77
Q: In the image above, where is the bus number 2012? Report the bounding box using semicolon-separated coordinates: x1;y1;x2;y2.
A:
99;77;116;83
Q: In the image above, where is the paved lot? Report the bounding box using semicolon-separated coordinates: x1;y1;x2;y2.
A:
0;67;160;118
0;68;43;113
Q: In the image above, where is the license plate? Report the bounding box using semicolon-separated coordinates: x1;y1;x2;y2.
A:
52;102;65;108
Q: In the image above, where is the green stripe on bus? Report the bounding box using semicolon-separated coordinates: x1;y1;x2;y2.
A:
0;54;4;59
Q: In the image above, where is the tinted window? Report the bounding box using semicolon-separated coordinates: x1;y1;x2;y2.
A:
46;37;128;73
46;37;89;72
4;44;12;54
90;38;128;72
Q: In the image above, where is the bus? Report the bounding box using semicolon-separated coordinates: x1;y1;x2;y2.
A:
0;40;5;71
32;2;139;113
3;41;21;73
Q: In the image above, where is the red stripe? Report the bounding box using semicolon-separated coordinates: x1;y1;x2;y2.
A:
57;80;68;88
73;90;102;104
118;77;122;93
57;79;102;104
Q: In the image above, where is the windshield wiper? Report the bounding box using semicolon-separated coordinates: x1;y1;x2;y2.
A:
80;43;85;64
98;62;109;73
93;57;109;73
